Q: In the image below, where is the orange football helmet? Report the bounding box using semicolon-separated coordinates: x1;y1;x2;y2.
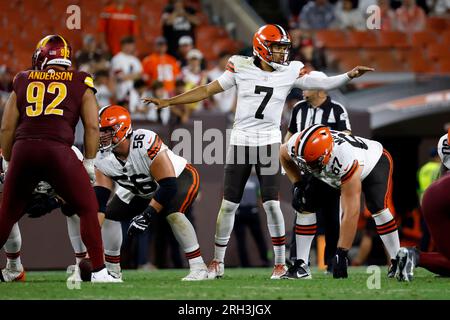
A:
294;124;333;173
32;35;72;70
99;105;132;151
253;24;291;67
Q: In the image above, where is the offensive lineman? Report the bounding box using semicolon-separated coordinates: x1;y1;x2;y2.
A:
82;105;208;281
144;24;374;279
0;35;118;282
280;125;400;278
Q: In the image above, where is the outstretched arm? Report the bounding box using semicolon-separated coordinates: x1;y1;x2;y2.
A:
143;80;224;109
294;66;374;91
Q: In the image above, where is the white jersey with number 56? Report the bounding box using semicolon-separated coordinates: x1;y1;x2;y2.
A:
217;55;304;146
95;129;187;203
287;130;383;188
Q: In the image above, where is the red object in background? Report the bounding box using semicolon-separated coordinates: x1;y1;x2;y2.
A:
399;208;423;248
98;3;139;55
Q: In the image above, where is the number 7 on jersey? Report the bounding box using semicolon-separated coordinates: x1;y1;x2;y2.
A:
254;85;273;119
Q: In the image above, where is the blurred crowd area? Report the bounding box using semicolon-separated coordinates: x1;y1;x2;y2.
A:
251;0;450;74
0;0;241;123
1;0;449;117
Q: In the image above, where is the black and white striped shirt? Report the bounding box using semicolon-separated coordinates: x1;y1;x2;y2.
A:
288;96;351;134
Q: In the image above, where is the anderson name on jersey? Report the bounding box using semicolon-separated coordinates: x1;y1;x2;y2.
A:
287;130;383;188
217;55;305;146
95;129;187;203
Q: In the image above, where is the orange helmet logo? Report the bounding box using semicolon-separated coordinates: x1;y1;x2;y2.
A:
253;24;291;67
99;105;132;151
295;125;333;173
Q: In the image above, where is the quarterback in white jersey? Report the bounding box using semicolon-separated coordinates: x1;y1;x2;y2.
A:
92;105;207;281
281;124;400;279
144;24;374;279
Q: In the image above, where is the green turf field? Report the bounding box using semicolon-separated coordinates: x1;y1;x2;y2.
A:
0;267;449;300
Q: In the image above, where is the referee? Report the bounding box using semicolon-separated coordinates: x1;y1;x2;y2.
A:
284;71;351;277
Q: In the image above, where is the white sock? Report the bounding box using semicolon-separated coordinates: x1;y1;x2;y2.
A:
66;215;87;265
214;199;239;262
263;200;286;265
166;212;205;268
5;223;22;269
373;209;400;260
295;211;317;264
102;219;123;266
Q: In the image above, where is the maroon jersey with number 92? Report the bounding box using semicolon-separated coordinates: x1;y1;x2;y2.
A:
12;69;96;146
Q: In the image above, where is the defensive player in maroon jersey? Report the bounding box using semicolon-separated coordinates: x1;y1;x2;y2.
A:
0;35;119;282
395;131;450;281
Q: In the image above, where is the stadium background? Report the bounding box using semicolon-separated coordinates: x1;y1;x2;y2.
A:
0;0;449;270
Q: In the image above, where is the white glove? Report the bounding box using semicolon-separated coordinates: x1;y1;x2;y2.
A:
83;158;96;184
2;158;9;174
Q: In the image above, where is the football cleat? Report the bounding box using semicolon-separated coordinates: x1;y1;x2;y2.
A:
395;247;419;282
270;264;288;279
281;259;312;279
91;268;123;283
0;266;26;282
182;265;209;281
387;258;398;278
207;260;224;279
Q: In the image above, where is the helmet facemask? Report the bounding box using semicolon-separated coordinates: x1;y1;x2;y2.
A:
99;124;127;152
268;41;291;66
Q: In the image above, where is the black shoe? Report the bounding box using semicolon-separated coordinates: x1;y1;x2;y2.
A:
395;247;419;282
281;259;312;279
387;259;398;278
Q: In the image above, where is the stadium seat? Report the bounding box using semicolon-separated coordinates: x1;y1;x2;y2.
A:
196;25;228;44
441;30;450;47
337;54;367;71
437;60;450;74
212;38;242;57
379;31;410;49
410;31;438;49
372;53;405;72
347;31;380;49
426;17;449;32
426;43;450;62
314;30;349;49
405;56;436;73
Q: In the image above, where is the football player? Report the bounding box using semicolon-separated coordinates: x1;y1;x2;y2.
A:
0;35;119;283
1;147;99;282
71;105;208;281
280;124;400;278
395;129;450;281
143;24;374;279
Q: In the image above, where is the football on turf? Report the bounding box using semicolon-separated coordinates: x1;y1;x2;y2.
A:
79;258;93;282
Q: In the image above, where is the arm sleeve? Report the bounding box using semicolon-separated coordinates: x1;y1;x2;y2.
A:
288;106;300;134
335;105;352;132
80;72;97;94
216;70;236;91
341;160;359;185
293;73;351;90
